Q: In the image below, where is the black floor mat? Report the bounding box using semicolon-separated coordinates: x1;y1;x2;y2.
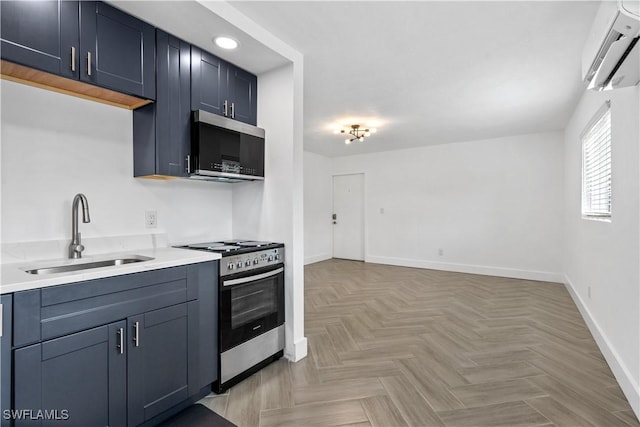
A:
156;404;237;427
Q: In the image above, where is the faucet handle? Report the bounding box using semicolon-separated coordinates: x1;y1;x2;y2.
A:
76;244;85;253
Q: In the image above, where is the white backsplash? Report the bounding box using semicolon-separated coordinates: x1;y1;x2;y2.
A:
1;80;233;247
1;233;169;264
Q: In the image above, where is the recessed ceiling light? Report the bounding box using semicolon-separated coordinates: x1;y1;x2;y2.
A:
213;36;239;50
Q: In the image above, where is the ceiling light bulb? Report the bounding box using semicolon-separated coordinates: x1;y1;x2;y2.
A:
370;128;377;134
214;36;239;50
358;136;364;142
345;139;352;144
364;131;371;137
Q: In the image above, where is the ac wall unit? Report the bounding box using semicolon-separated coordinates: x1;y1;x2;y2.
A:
582;0;640;91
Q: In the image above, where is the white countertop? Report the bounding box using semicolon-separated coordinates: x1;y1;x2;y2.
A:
1;247;221;294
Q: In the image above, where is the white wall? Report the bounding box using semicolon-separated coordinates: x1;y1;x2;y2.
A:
1;80;233;252
303;151;332;264
563;85;640;416
199;0;308;362
331;132;565;281
232;63;307;362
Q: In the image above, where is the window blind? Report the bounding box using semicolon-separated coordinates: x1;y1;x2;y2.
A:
582;104;611;218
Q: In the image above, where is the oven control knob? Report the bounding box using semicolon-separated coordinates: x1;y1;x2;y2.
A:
245;260;251;267
275;254;281;261
253;258;259;265
236;261;243;268
268;255;274;261
227;263;234;270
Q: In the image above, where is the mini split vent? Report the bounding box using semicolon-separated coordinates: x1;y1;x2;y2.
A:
582;0;640;91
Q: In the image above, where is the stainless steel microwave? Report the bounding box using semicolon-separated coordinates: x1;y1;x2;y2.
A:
190;110;265;183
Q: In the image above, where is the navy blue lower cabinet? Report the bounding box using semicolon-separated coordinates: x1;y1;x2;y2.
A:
8;261;218;425
0;0;79;78
13;321;127;427
128;304;189;426
189;261;218;390
1;295;12;427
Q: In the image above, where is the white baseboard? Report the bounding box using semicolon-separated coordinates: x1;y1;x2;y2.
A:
564;275;640;419
285;336;308;362
304;253;332;265
365;255;564;283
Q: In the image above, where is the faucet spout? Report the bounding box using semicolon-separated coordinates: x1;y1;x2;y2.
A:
69;193;91;259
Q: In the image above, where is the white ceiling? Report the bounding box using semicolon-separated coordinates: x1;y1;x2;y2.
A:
230;1;599;157
112;1;599;158
108;1;290;74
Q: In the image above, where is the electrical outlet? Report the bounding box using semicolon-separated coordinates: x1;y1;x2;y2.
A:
588;286;591;299
145;211;157;228
438;248;444;256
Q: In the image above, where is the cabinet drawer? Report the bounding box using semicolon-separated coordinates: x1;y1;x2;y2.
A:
13;266;194;347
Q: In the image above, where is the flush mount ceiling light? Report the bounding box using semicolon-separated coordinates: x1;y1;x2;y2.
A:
213;36;239;50
335;124;377;144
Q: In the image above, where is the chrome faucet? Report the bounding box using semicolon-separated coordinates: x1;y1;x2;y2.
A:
69;193;91;259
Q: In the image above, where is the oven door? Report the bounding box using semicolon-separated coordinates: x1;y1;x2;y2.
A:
219;265;284;352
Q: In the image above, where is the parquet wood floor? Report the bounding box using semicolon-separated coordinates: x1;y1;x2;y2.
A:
199;259;640;427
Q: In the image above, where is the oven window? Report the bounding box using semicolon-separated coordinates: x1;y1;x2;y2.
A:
231;279;277;329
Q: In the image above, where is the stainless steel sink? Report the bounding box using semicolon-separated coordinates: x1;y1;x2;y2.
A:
24;255;154;275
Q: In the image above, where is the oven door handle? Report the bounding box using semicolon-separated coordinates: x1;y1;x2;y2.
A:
223;267;284;287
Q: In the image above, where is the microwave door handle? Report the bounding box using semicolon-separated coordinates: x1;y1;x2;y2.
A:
223;267;284;287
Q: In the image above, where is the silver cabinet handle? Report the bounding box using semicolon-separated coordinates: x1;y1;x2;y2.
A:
231;102;235;119
71;47;76;72
223;100;228;117
87;51;92;76
186;154;191;174
133;321;140;347
117;328;124;354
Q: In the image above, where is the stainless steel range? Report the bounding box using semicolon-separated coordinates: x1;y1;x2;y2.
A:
179;240;284;393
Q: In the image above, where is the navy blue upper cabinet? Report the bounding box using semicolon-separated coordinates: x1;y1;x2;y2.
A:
157;31;191;177
0;0;79;79
191;46;228;117
191;46;257;125
80;2;155;99
0;1;155;101
134;30;191;177
228;65;257;125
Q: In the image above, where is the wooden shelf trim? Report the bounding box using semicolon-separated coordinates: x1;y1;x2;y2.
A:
1;60;152;110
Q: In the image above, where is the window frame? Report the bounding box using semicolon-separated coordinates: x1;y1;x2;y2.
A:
581;101;612;221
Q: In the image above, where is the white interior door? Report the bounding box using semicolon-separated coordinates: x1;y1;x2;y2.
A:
332;174;364;261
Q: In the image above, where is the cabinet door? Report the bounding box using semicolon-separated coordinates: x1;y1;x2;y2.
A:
1;295;12;427
13;321;127;427
191;45;228;117
79;1;155;99
156;30;191;177
128;304;189;426
0;0;79;78
228;65;257;125
187;262;218;392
